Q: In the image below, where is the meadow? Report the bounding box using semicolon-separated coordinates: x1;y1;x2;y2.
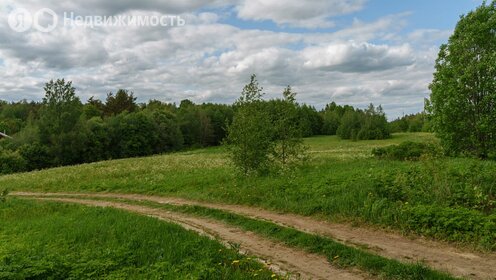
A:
0;198;274;279
1;133;495;251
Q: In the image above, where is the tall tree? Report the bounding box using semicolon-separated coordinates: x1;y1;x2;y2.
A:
428;1;496;158
38;79;84;165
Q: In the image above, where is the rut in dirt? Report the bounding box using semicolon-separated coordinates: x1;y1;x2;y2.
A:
30;197;364;280
14;192;496;280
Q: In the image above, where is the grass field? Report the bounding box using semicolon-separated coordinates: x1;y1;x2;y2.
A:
1;133;495;250
0;198;275;279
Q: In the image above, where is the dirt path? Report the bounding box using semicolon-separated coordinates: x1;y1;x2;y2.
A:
30;196;363;280
14;192;496;279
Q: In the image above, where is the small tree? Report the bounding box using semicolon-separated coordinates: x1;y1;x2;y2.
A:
225;75;273;175
270;86;307;167
428;1;496;158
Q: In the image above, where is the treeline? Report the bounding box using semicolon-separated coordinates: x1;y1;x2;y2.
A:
389;113;431;133
0;80;234;174
1;78;393;174
321;102;390;140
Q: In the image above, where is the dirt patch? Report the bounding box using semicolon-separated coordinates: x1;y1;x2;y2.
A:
30;196;364;280
14;192;496;280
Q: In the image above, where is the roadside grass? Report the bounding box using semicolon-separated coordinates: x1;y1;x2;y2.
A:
0;198;275;279
1;133;495;250
28;195;456;280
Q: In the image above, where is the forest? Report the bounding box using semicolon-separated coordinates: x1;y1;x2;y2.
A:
0;78;428;175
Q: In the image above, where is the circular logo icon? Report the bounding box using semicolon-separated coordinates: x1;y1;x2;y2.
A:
8;8;33;33
33;8;58;33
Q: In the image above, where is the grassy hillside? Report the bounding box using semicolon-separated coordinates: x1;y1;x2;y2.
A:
1;133;495;250
0;199;274;279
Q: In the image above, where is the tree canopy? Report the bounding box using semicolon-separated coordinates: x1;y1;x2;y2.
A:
428;1;496;158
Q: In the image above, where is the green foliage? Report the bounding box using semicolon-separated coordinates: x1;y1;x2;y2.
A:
226;77;308;175
389;112;431;133
428;1;496;158
372;141;442;161
330;103;390;140
0;80;235;174
269;87;308;169
226;75;274;175
402;205;496;250
2;133;495;250
178;100;214;147
0;189;8;203
0;199;273;279
18;143;51;170
104;89;137;116
297;104;322;137
369;158;496;248
0;148;27;174
37;79;85;165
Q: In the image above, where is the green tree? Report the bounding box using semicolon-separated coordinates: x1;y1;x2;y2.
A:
38;79;84;165
225;75;273;175
104;89;137;116
83;97;105;119
428;1;496;158
270;86;307;167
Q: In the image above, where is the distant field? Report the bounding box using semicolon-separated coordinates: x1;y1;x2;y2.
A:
1;133;495;250
0;199;273;279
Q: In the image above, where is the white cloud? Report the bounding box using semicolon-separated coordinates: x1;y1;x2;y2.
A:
236;0;367;28
0;1;446;118
302;41;415;72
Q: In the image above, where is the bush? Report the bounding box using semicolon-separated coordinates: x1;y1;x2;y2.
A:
372;141;441;161
402;205;496;250
0;149;27;175
18;143;52;170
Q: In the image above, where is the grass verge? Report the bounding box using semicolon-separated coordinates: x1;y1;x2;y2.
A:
0;198;275;279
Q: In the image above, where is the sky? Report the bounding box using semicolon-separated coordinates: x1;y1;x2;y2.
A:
0;0;485;119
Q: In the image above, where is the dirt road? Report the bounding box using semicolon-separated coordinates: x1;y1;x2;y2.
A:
13;192;496;279
30;196;364;280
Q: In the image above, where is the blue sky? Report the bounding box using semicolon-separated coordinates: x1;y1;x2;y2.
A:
0;0;487;118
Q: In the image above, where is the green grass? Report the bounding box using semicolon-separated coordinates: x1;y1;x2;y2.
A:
1;133;495;250
52;195;456;280
0;198;275;279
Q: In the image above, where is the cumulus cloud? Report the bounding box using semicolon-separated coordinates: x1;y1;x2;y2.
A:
0;0;450;118
5;0;227;15
302;42;415;72
236;0;367;28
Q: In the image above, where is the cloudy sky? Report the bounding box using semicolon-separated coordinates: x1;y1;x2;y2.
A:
0;0;484;118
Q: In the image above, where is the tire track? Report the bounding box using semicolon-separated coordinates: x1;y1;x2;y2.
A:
14;192;496;279
27;196;364;280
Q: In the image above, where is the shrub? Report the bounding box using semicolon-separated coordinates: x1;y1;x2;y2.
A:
372;141;441;161
402;205;496;250
0;149;27;175
18;143;52;170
